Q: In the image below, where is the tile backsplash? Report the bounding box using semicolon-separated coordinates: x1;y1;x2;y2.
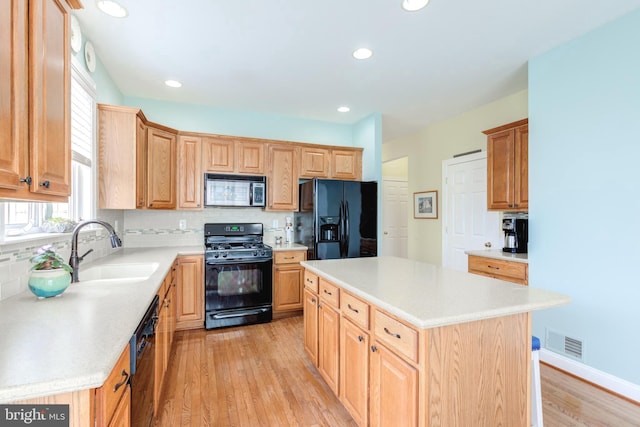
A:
1;207;291;301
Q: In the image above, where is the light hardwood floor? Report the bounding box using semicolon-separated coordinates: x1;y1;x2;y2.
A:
155;316;640;427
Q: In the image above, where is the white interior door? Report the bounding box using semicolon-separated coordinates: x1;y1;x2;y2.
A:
382;178;408;257
442;152;501;271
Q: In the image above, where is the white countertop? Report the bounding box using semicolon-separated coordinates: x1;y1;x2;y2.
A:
465;249;528;264
0;246;203;403
301;256;568;330
269;242;307;252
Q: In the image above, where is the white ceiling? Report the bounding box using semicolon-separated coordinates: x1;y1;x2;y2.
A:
74;0;640;142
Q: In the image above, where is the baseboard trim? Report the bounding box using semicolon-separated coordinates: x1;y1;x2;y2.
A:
540;349;640;403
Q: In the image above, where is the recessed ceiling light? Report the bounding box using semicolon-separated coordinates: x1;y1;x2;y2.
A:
164;80;182;88
96;0;128;18
352;48;373;60
337;106;350;113
401;0;430;11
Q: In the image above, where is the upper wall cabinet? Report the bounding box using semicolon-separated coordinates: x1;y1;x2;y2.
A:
202;136;265;175
0;0;78;202
300;146;363;180
177;135;202;209
484;119;528;211
98;104;178;210
267;144;299;211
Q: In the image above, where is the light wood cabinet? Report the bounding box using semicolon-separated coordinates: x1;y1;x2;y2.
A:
135;118;148;208
202;136;235;172
267;144;299;211
485;119;528;211
273;250;306;316
154;264;177;411
468;255;528;285
331;149;362;181
318;300;340;395
0;0;74;202
370;341;419;427
176;255;204;330
237;141;265;174
147;126;177;209
300;146;330;178
340;318;370;427
303;288;319;366
95;345;131;427
177;135;202;209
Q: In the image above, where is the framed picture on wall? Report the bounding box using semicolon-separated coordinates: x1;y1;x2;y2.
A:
414;190;438;219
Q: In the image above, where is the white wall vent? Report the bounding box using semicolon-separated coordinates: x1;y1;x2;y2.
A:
546;329;584;361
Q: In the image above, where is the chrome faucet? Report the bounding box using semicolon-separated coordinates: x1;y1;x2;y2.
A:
69;220;122;283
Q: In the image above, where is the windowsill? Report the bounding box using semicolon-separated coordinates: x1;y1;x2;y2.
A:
0;227;111;247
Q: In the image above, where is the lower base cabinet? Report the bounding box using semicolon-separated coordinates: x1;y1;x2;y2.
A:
370;342;418;427
303;288;319;365
175;255;204;330
340;319;369;427
318;302;340;395
154;263;177;412
95;345;131;427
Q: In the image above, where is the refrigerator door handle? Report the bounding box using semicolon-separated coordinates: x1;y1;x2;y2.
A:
338;200;344;257
344;200;350;256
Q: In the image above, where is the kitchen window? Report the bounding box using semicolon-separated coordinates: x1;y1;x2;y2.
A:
1;59;96;240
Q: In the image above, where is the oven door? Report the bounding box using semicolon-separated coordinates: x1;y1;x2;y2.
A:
205;258;272;312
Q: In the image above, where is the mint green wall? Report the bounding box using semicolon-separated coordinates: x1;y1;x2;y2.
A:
353;113;382;182
529;9;640;384
72;39;124;105
125;96;354;147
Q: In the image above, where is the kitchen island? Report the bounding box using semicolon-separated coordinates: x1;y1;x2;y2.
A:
301;256;570;427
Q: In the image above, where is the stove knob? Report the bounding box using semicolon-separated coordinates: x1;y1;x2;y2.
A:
260;250;266;256
222;252;228;258
214;253;219;258
253;250;258;256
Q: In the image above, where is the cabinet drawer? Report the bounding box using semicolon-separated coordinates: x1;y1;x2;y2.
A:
374;310;419;363
96;346;130;425
304;270;319;293
341;292;370;330
274;250;305;265
468;255;527;284
319;278;340;309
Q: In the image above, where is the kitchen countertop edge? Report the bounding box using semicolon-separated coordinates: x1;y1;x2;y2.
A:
465;249;529;264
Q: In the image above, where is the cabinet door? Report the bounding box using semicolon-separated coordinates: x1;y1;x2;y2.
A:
303;289;319;366
202;136;235;172
300;146;330;178
331;149;361;181
340;319;369;427
370;343;418;427
274;264;304;312
135;118;147;208
318;302;340;395
176;255;204;330
147;127;176;209
486;129;515;210
267;144;299;211
107;386;131;427
0;0;28;193
154;286;167;411
237;141;265;174
514;125;528;210
177;135;202;209
29;0;71;197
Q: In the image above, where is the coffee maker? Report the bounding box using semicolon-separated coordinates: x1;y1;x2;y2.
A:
502;217;528;253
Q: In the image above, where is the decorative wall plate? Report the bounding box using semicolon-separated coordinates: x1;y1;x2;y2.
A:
70;15;82;53
84;41;96;73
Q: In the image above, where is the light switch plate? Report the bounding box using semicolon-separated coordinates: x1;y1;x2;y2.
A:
179;220;186;230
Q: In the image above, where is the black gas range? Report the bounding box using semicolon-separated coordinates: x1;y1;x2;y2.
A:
204;223;273;329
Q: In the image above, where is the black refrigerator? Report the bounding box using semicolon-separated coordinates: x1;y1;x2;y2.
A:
294;178;377;260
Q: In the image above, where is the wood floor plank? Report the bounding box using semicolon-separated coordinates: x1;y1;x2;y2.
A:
155;316;639;427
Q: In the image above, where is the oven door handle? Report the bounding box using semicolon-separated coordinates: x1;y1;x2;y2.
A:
206;258;272;266
210;307;270;319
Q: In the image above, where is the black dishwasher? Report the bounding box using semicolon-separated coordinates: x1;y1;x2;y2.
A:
129;295;158;427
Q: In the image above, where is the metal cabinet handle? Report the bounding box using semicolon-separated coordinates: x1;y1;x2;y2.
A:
113;370;129;392
384;327;401;339
311;297;316;303
40;180;50;189
20;176;32;185
358;336;364;342
323;289;332;296
487;265;500;270
347;304;359;313
370;345;377;352
284;256;294;260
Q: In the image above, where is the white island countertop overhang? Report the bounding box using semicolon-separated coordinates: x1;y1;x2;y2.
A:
301;256;570;329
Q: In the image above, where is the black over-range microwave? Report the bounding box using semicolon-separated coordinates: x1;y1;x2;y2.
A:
204;174;266;207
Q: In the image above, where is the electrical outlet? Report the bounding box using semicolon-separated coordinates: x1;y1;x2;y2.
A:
179;219;187;230
114;220;119;232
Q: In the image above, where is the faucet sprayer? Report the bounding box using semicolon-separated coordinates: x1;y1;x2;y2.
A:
69;220;122;283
